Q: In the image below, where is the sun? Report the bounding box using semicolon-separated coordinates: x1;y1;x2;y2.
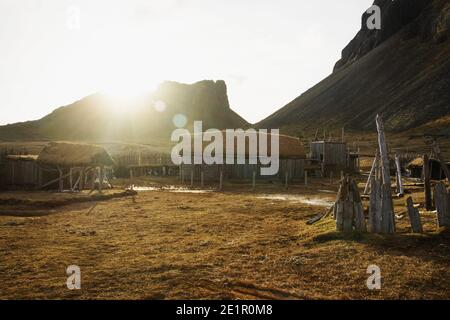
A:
99;77;161;113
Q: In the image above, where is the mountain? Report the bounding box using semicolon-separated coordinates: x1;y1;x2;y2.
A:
0;80;248;143
258;0;450;134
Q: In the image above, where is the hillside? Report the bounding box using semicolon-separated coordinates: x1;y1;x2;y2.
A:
258;0;450;134
0;80;248;143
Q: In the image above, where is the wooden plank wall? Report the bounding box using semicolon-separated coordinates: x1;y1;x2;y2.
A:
5;159;39;187
181;160;306;182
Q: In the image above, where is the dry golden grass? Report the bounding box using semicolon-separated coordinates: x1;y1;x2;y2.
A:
0;176;449;300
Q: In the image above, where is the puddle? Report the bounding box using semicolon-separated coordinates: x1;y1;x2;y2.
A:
256;195;334;207
130;186;213;194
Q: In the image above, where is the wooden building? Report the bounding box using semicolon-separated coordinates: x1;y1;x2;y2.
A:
310;141;359;176
180;133;306;182
36;142;115;192
406;157;450;180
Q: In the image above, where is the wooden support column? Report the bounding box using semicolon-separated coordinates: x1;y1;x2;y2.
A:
406;197;423;233
376;115;395;234
190;166;194;187
368;178;382;233
424;154;432;210
79;167;85;191
69;168;73;192
99;166;104;193
285;171;289;190
201;167;204;188
58;167;63;192
395;154;404;196
129;168;134;190
219;166;223;191
252;171;256;191
304;170;308;187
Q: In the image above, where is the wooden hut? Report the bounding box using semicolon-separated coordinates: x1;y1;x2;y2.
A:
406;157;449;180
310;141;357;176
180;133;306;182
36;142;115;191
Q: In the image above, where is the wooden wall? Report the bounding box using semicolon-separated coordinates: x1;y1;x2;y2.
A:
4;159;40;188
181;159;306;182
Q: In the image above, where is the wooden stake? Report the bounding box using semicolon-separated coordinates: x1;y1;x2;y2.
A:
99;166;104;193
129;168;134;190
285;172;289;190
364;155;378;195
79;167;85;191
376;115;395;233
219;167;223;191
424;154;432;210
395;154;404;196
58;167;63;192
368;178;382;233
406;197;423;233
69;168;73;192
201;168;204;188
252;171;256;190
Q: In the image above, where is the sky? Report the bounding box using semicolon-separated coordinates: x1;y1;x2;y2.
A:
0;0;374;125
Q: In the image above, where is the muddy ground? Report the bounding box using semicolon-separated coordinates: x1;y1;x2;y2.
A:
0;175;449;300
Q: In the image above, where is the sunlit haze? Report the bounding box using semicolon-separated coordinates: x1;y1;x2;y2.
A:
0;0;373;125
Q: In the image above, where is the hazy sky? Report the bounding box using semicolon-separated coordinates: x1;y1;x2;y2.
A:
0;0;373;125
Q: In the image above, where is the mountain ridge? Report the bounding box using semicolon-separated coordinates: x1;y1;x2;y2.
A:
258;0;450;134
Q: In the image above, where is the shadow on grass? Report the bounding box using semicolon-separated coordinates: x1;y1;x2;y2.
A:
312;227;450;262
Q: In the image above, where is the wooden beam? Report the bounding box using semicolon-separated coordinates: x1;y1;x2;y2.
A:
252;171;256;191
364;153;378;195
424;154;432;210
376;115;395;234
219;166;223;191
395;154;404;196
99;166;104;193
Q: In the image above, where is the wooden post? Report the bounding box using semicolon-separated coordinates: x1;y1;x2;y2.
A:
201;168;204;188
395;154;404;196
58;167;63;192
285;171;289;190
351;179;367;232
434;183;449;228
341;127;345;143
368;178;382;233
304;170;308;187
190;167;194;187
69;168;73;192
90;168;97;192
129;168;134;190
330;171;333;184
406;197;423;233
99;166;104;193
252;171;256;191
432;141;450;183
376;115;395;234
79;168;85;191
219;167;223;191
37;167;42;190
424;154;432;210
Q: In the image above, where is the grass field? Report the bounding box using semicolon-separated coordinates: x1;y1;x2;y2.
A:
1;176;449;300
